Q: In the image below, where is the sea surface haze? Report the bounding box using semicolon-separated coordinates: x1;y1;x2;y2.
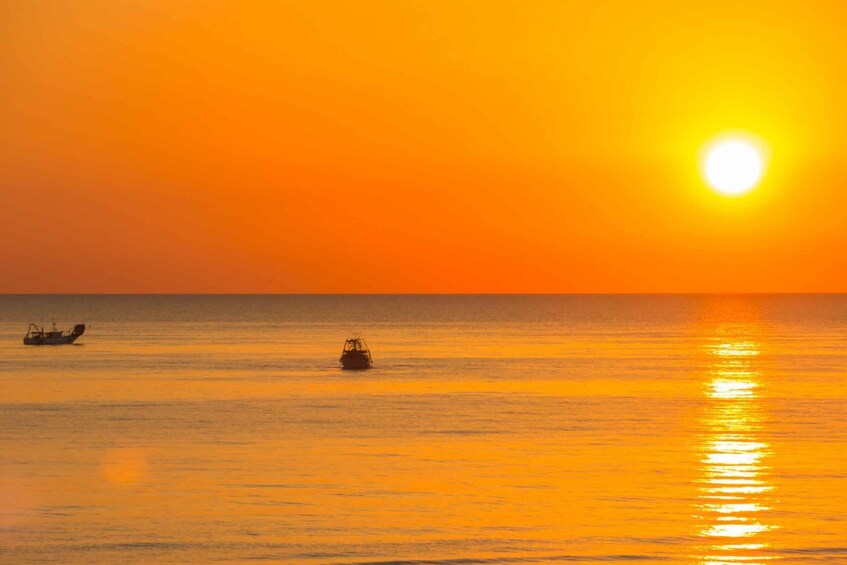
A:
1;295;845;563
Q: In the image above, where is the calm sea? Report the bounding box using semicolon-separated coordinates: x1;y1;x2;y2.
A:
1;295;845;564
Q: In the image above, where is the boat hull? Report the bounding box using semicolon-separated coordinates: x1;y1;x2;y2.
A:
23;334;82;345
340;353;372;370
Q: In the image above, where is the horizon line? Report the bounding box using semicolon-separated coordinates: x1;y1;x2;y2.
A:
2;292;847;297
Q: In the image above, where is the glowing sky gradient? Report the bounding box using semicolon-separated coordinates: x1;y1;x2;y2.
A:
3;1;847;292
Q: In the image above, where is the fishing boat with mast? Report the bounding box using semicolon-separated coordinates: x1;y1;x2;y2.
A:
23;323;86;345
339;337;373;370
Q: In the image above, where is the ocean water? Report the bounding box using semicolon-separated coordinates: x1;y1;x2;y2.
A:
0;295;845;564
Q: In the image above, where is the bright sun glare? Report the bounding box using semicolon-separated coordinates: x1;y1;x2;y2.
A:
702;137;765;196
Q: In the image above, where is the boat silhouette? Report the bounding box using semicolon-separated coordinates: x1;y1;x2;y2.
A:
340;337;373;370
23;323;86;345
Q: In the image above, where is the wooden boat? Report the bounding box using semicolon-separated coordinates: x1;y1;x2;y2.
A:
340;337;372;370
23;323;86;345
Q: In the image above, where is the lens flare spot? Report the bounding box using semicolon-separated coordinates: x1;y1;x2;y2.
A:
101;448;148;485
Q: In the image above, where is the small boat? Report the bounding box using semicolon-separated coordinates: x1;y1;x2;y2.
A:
23;323;86;345
340;337;373;370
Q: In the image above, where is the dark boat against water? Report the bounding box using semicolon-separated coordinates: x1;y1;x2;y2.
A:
340;337;373;370
23;323;86;345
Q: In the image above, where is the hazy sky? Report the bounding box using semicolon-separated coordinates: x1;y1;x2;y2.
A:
3;1;847;292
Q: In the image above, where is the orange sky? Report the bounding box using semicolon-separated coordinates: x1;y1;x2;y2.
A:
3;0;847;293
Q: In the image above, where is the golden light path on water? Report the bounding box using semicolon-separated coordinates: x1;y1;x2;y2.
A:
696;337;778;565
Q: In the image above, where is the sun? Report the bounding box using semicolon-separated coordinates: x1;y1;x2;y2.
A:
701;137;766;195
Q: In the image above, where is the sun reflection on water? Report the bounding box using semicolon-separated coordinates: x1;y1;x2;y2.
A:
697;337;777;564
